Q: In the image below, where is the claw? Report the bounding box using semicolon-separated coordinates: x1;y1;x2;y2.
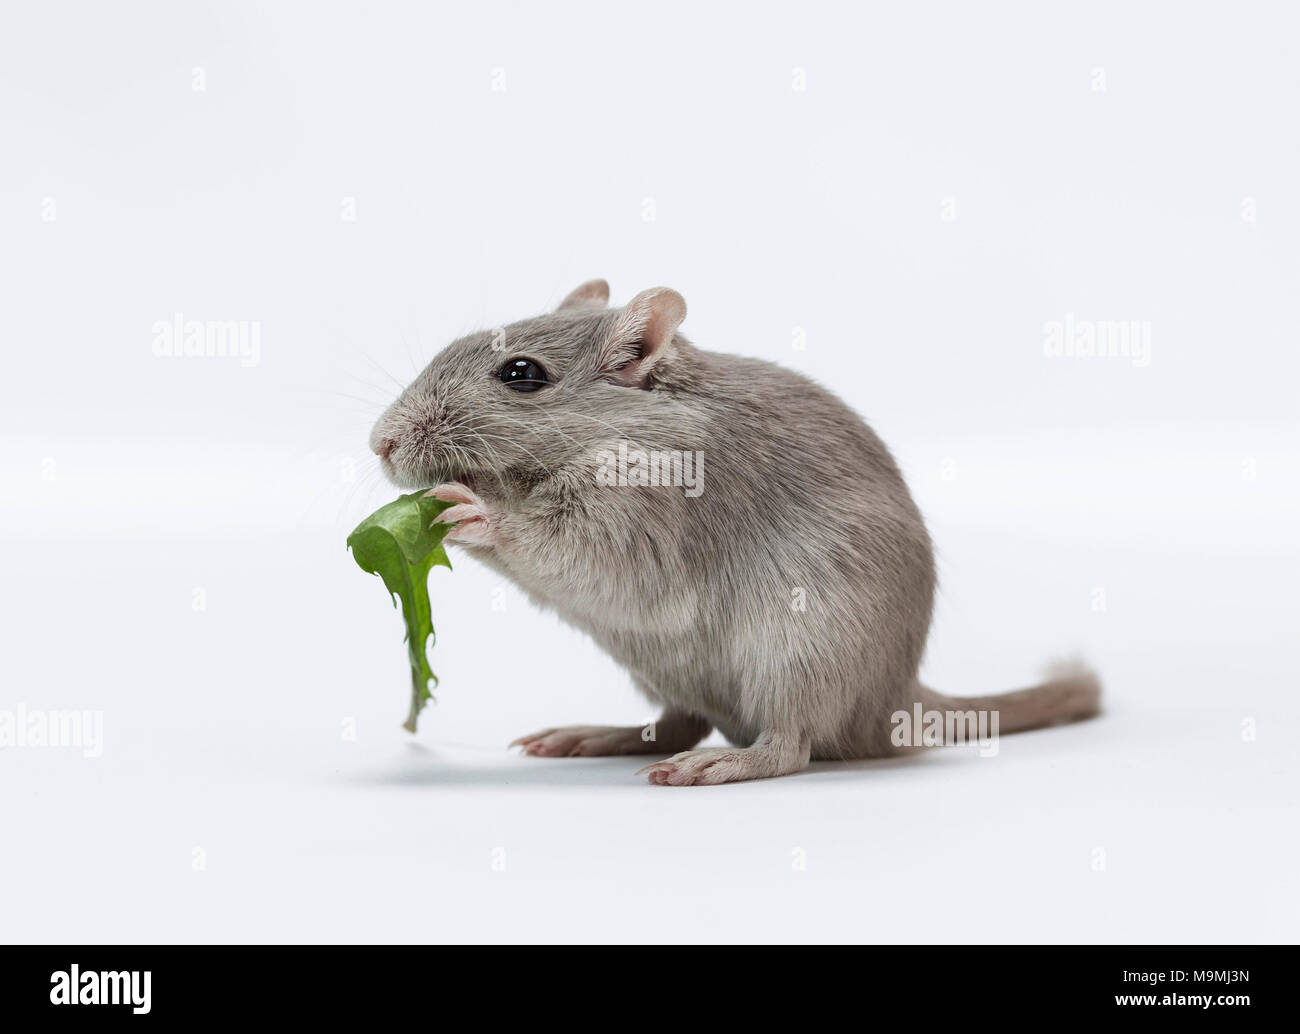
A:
435;502;480;525
425;482;495;546
425;482;476;505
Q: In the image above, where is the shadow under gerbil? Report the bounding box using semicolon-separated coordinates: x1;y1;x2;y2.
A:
342;743;654;790
337;741;960;791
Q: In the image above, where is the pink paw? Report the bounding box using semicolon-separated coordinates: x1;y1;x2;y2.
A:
636;748;754;786
510;725;652;757
426;483;496;546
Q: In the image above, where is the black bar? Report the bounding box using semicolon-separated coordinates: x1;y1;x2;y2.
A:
0;945;1285;1022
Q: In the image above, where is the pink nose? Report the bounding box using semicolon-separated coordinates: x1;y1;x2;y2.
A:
375;437;397;461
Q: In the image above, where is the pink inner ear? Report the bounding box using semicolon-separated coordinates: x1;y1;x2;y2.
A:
606;288;686;379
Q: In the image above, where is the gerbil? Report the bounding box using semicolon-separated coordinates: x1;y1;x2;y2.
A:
369;279;1100;785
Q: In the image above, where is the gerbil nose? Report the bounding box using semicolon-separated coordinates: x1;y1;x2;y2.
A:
374;437;397;461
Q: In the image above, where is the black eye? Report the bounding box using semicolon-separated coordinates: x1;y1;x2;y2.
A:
498;358;548;392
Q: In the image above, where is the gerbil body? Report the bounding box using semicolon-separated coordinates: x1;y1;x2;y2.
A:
371;280;1100;785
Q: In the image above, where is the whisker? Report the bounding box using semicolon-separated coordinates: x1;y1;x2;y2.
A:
492;410;585;452
359;353;407;393
456;428;553;477
519;403;640;444
293;387;388;411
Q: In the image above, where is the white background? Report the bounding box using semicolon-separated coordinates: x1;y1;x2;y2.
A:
2;1;1296;943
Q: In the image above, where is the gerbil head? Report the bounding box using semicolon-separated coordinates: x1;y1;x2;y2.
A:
369;280;689;493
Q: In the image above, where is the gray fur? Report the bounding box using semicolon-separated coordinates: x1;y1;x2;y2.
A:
370;280;1101;785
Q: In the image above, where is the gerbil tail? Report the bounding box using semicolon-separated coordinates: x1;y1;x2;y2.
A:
915;660;1101;739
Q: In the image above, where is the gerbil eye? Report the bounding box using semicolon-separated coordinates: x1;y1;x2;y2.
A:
499;358;548;392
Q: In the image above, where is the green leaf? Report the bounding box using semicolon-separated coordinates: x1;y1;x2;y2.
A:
347;491;454;732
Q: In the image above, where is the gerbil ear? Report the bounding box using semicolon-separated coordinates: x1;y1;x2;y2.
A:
600;287;687;388
557;278;610;311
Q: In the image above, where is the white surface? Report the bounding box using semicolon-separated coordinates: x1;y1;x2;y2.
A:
1;1;1297;943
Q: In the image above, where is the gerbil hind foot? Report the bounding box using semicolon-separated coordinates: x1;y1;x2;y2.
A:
512;710;712;757
636;729;811;786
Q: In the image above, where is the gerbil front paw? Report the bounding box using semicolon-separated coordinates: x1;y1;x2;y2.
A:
636;739;808;786
427;483;497;547
637;749;751;786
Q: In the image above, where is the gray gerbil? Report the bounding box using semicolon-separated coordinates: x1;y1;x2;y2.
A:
369;279;1100;785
